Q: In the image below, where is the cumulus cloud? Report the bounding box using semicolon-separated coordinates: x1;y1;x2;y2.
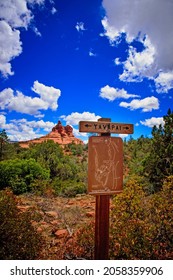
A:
101;17;122;44
102;0;173;92
0;88;14;109
0;0;46;77
120;96;159;112
140;117;164;128
61;112;101;126
155;71;173;93
7;91;48;115
0;20;22;76
0;115;55;141
32;80;61;111
100;85;140;101
0;81;61;116
0;114;6;127
119;37;156;82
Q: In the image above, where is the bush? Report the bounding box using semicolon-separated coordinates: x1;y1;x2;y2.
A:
109;176;173;259
0;158;50;194
0;190;44;259
63;221;94;259
69;176;173;260
147;176;173;259
53;179;86;197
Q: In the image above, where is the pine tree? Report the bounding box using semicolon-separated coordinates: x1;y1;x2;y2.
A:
144;109;173;192
0;129;9;161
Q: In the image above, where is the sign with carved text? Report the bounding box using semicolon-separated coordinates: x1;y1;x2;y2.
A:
88;136;123;195
79;121;133;134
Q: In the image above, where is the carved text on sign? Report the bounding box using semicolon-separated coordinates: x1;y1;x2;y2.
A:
79;121;133;134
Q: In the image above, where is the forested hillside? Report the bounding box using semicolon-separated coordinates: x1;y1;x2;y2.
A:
0;109;173;259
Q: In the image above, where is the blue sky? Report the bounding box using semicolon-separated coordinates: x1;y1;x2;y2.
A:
0;0;173;143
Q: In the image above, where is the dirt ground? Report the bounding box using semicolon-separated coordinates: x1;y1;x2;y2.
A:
17;193;96;259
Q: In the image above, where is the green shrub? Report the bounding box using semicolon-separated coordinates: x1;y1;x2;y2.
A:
0;190;44;259
0;158;50;194
53;179;86;197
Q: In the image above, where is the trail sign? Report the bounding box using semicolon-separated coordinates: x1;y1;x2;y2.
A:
79;117;134;260
79;120;133;134
88;136;123;195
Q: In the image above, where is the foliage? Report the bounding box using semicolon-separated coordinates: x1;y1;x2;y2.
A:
20;140;64;178
0;129;10;160
66;177;173;260
143;109;173;192
53;180;86;197
110;177;152;259
17;141;88;197
0;137;88;197
63;221;94;259
109;176;173;259
0;158;50;194
123;135;152;179
0;190;44;259
64;143;86;156
147;176;173;259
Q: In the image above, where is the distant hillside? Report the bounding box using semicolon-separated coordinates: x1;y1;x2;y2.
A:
19;121;83;148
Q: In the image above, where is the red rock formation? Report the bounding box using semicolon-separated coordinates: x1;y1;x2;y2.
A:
19;121;83;148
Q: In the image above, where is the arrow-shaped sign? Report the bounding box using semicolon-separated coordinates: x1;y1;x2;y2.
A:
79;121;134;134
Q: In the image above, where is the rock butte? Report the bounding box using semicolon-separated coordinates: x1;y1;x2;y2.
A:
19;121;83;148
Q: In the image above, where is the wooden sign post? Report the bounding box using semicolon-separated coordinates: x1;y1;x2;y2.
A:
79;118;133;259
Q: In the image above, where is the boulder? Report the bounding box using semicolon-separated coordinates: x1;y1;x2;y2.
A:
54;229;68;238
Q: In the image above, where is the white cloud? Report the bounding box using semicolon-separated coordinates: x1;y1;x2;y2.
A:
8;91;48;115
101;17;121;44
28;119;55;132
102;0;173;92
27;0;45;5
0;81;61;115
115;58;121;65
89;51;96;57
120;96;159;112
32;26;42;37
51;7;57;15
0;116;55;141
100;85;140;101
0;0;32;29
0;114;6;127
0;0;46;77
61;112;101;126
75;22;86;32
118;134;128;139
0;88;14;109
155;71;173;93
32;80;61;111
119;37;156;82
0;20;22;76
140;117;164;128
72;127;88;138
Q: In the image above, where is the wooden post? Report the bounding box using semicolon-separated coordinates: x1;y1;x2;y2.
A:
94;118;111;260
95;194;110;259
